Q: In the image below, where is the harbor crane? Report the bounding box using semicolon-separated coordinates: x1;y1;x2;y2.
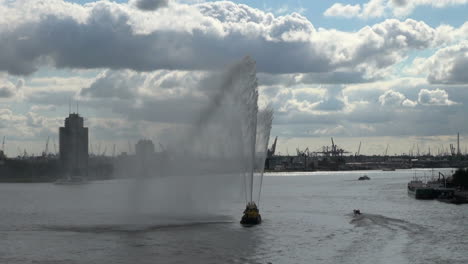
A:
296;147;310;157
159;142;165;152
312;137;350;157
42;136;50;156
450;144;456;156
356;141;361;156
53;138;57;154
384;144;389;156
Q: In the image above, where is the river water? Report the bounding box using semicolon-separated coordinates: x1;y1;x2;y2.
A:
0;169;467;264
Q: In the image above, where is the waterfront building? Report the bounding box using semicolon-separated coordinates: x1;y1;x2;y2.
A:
59;113;88;175
135;139;155;158
135;139;155;177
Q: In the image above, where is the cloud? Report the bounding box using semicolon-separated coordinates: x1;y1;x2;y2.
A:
0;79;17;98
311;125;346;136
422;42;468;84
0;85;15;98
2;0;468;150
417;88;455;106
0;1;447;77
378;90;416;107
324;0;468;19
30;105;57;112
130;0;169;11
81;70;144;99
418;88;456;106
391;0;408;7
391;0;468;17
361;0;386;18
323;0;385;19
324;4;361;18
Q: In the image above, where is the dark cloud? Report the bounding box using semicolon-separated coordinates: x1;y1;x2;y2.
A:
0;2;439;77
391;0;408;7
0;86;15;98
81;70;143;99
131;0;169;11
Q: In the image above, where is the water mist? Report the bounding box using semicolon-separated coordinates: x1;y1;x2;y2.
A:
128;56;273;225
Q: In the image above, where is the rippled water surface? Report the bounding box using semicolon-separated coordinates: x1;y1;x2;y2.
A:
1;169;467;264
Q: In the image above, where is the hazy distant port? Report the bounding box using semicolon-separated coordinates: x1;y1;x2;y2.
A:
264;136;468;172
1;113;468;182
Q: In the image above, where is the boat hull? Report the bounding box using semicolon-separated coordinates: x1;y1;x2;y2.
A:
408;187;436;199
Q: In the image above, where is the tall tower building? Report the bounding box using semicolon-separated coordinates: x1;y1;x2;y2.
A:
59;113;88;175
135;139;155;177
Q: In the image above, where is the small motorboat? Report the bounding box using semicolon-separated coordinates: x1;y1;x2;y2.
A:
358;175;370;181
353;209;361;215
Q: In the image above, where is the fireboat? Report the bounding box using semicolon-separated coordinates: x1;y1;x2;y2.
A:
240;202;262;225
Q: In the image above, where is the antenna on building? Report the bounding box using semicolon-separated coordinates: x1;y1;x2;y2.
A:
69;98;71;114
76;102;79;115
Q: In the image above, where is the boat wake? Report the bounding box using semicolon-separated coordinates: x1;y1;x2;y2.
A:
43;218;234;234
345;212;467;263
349;213;426;234
331;213;428;264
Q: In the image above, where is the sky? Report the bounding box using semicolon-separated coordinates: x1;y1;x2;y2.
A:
0;0;467;156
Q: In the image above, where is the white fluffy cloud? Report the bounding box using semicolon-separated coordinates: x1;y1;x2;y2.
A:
378;90;416;107
0;0;449;78
418;88;456;105
324;0;468;18
421;42;468;84
324;3;361;18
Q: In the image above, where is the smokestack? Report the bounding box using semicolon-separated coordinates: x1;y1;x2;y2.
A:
457;133;461;155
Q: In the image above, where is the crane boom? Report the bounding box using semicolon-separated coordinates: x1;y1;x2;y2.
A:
53;138;57;154
45;136;49;155
159;142;165;152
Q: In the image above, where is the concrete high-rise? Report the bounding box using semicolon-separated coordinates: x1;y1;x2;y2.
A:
59;113;88;175
135;139;155;177
135;139;155;158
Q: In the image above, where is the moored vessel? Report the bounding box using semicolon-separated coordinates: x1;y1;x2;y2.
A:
407;180;436;199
